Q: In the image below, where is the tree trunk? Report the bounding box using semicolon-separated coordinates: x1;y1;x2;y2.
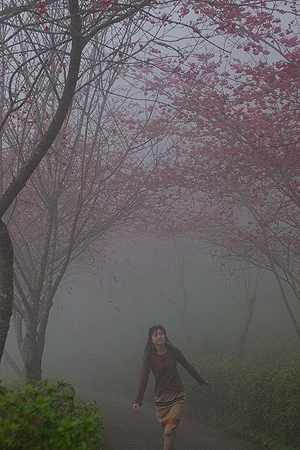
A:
24;350;42;381
0;219;13;362
23;319;42;381
178;308;195;355
267;256;300;342
236;295;256;359
3;349;25;379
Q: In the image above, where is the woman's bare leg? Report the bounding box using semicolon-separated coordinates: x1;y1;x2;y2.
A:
163;428;176;450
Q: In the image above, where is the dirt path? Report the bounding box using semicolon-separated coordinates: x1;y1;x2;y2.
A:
78;389;266;450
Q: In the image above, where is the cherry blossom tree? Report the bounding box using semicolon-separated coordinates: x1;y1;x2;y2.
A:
1;0;300;370
133;2;300;342
4;64;181;379
3;4;214;378
0;0;218;367
0;0;158;366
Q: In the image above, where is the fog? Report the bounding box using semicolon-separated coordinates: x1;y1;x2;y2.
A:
2;232;299;390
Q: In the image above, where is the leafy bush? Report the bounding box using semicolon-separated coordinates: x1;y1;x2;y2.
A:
0;380;104;450
181;357;300;450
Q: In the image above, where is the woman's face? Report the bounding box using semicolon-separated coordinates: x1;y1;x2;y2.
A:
151;328;166;347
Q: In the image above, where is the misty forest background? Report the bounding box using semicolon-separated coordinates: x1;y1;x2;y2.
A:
1;1;300;449
4;234;299;385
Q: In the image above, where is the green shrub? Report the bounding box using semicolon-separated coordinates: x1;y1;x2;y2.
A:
0;380;104;450
182;357;300;450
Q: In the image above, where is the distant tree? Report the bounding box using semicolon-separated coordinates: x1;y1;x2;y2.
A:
144;236;201;353
222;262;262;359
104;233;208;353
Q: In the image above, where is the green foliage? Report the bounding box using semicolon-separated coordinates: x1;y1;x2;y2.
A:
0;381;7;396
0;380;104;450
182;357;300;450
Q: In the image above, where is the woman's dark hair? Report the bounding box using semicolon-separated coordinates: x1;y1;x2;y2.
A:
144;325;172;354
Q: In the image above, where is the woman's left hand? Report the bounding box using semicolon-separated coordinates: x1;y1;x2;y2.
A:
203;379;211;387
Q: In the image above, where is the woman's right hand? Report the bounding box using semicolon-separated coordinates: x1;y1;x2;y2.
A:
133;403;140;412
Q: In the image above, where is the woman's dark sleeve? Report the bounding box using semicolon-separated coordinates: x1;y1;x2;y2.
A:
134;353;151;405
174;347;206;385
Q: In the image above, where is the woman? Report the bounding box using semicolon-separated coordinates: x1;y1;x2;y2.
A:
133;325;210;450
